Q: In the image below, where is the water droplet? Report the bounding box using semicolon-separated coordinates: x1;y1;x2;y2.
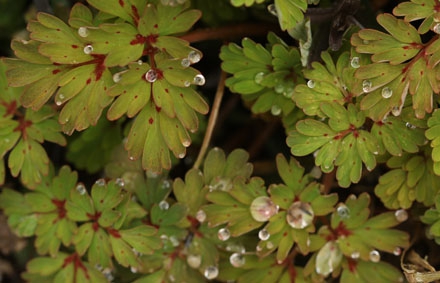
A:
350;57;360;68
271;105;281;116
183;80;191;87
129;156;136;161
315;241;343;276
168;274;175;282
130;266;138;273
391;106;401;116
193;74;206;86
181;58;191;68
393;247;402;256
405;122;416;129
187;254;201;268
161;180;171;189
102;268;114;281
145;69;158;83
381;87;393;99
258;229;270;241
182;139;191;147
76;183;86;195
95;178;106;186
188;51;201;64
307;80;315;89
351;251;360;259
250;196;278;222
395;209;408;222
159;200;169;210
274;84;284;94
83;44;93;55
267;4;278;16
266;241;274;249
254;72;265;84
229;253;245;267
434;23;440;34
115;178;125;187
337;204;350;219
362;80;372;93
218;228;231;241
369;250;381;262
78;27;89;37
286;201;314;229
137;60;143;65
204;266;219;280
196;209;206;222
113;72;123;83
210;178;232;192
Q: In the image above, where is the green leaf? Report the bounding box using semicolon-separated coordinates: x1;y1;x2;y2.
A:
119;225;161;255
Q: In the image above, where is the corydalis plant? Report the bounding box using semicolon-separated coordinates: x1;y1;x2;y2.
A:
3;0;208;174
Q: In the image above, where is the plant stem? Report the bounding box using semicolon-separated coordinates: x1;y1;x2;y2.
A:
193;70;227;170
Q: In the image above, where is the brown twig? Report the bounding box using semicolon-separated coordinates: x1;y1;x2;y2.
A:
193;70;227;170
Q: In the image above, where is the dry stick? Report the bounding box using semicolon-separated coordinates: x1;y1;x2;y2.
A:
193;71;227;170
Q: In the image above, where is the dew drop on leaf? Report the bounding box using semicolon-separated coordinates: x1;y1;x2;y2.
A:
250;196;278;222
76;183;86;195
193;74;206;86
286;201;314;229
113;72;122;83
161;180;171;189
393;247;402;256
95;178;106;186
116;178;125;187
204;266;219;280
315;241;343;276
229;253;245;267
130;266;138;273
258;229;270;241
350;57;360;68
181;58;191;68
266;241;274;249
369;250;380;262
196;209;206;222
159;200;169;210
395;209;408;222
337;204;350;219
307;80;315;89
145;69;158;83
187;254;202;268
351;251;360;259
137;60;143;65
188;51;201;64
271;105;281;116
218;228;231;241
283;87;294;98
182;139;191;147
78;27;89;38
405;122;416;129
267;4;277;16
362;80;372;93
391;106;401;116
184;80;191;87
434;23;440;34
254;72;264;84
381;87;393;99
83;44;93;55
102;268;114;281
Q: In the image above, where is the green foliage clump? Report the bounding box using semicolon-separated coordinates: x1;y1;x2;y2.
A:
3;0;440;282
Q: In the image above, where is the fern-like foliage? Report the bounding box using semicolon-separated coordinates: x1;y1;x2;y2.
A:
3;0;208;173
0;61;65;188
